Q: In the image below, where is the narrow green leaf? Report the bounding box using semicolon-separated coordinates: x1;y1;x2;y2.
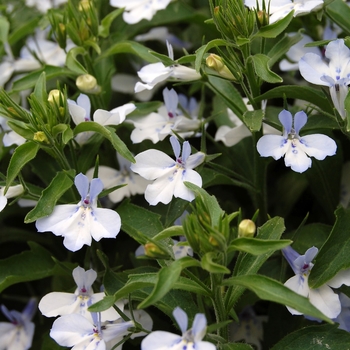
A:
249;54;283;84
8;17;40;45
148;51;174;66
225;217;285;310
222;344;254;350
7;120;34;140
33;72;48;102
0;242;55;292
223;274;331;323
228;237;292;255
73;122;134;163
243;109;264;132
66;46;88;75
201;252;231;274
153;226;185;240
0;16;9;43
24;170;75;223
97;41;159;63
326;0;350;36
184;182;224;228
6;141;39;192
98;8;124;38
88;295;116;313
255;10;294;38
270;324;350;350
11;66;78;92
309;207;350;288
255;85;332;113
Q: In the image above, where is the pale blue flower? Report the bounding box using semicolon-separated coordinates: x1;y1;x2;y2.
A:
299;39;350;118
36;173;121;252
141;307;216;350
257;110;337;173
0;298;37;350
131;136;205;205
282;246;341;319
39;266;123;323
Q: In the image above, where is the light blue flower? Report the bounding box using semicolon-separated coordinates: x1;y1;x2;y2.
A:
257;110;336;173
36;173;121;252
299;39;350;118
0;298;37;350
131;136;205;205
282;246;341;319
141;307;216;350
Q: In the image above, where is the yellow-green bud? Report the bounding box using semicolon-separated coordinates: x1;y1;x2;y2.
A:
76;74;101;94
34;131;49;144
238;219;256;238
206;54;236;81
79;0;91;11
48;89;64;105
144;243;169;259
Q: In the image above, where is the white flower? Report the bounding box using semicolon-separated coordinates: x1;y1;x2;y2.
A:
257;110;337;173
50;312;134;350
135;42;201;93
333;293;350;331
130;136;205;205
39;266;123;323
25;0;67;13
110;0;172;24
141;307;216;350
282;246;341;319
0;116;26;147
0;298;36;350
68;93;136;144
36;173;121;252
172;240;193;260
279;34;322;72
0;184;24;212
86;153;149;203
130;88;200;143
299;39;350;118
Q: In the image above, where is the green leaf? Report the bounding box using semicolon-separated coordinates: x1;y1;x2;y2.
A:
222;274;331;323
8;17;40;45
206;75;246;117
201;252;231;274
6;141;39;192
52;124;74;144
195;39;229;72
0;16;9;43
221;344;254;350
148;51;174;66
326;0;350;36
249;54;283;84
24;170;75;223
228;237;292;255
243;109;264;132
153;226;185;240
309;207;350;288
225;217;285;310
255;85;332;113
73;122;134;163
117;200;164;243
88;295;116;313
66;46;88;75
255;10;294;38
98;8;124;38
268;31;303;67
11;66;78;92
97;41;159;63
0;242;55;292
184;182;224;228
270;324;350;350
33;72;48;103
7;120;34;140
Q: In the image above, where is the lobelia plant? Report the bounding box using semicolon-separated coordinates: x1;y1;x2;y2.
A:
2;0;350;349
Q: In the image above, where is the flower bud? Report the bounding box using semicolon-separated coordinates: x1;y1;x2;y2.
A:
76;74;101;94
238;219;256;238
79;0;91;11
48;89;64;106
34;131;50;144
144;242;169;259
206;54;237;81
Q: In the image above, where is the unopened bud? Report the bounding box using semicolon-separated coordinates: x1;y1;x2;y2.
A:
144;242;169;259
79;0;91;11
76;74;101;94
34;131;49;144
238;219;256;238
48;89;64;105
257;10;269;27
206;54;237;81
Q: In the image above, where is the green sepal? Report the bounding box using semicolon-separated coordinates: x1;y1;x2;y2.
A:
66;46;88;75
98;8;124;38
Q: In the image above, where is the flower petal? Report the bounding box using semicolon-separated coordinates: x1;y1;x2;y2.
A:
284;142;312;173
141;331;182;350
257;135;288;160
327;268;350;288
173;307;188;334
192;313;207;342
293;111;307;134
299;134;337;160
89;208;121;241
309;284;341;319
278;110;293;134
75;173;90;199
299;53;331;86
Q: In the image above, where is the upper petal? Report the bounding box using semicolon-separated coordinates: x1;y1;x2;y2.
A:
173;307;188;334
